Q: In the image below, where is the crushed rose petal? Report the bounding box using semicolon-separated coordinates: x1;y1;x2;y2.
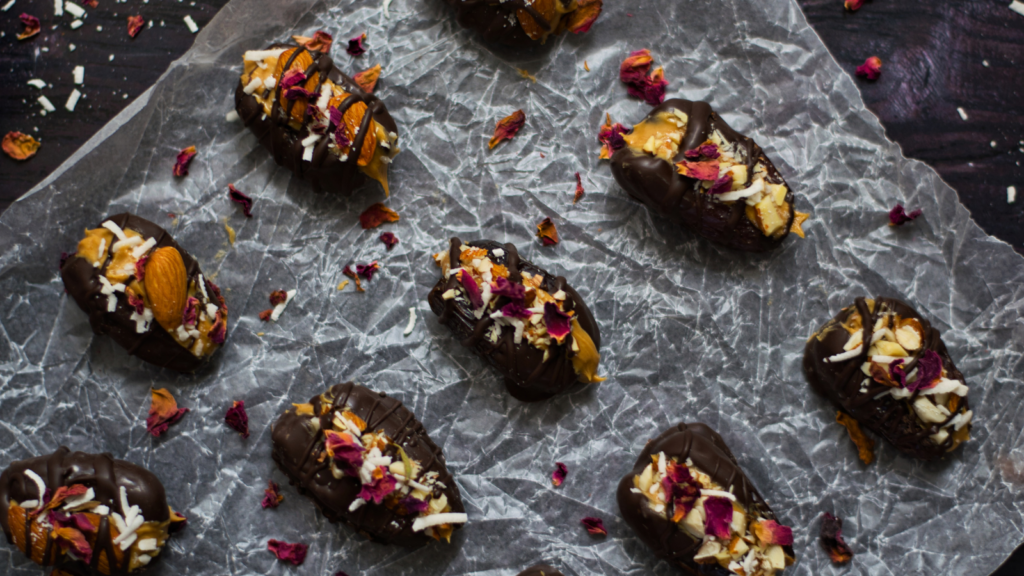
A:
565;0;602;33
836;411;874;465
228;184;253;217
353;64;381;93
820;512;853;564
50;510;94;534
676;159;720;181
3;132;41;160
753;519;794;546
128;291;146;315
581;517;607;536
17;13;40;40
267;539;308;565
597;113;629;160
492;277;525;301
398;495;429;515
262;480;284;509
501;301;533;319
543;302;572;343
856;56;882;80
573;172;585;204
888;204;922;226
845;0;864;10
889;358;908;387
707;174;733;195
209;311;227;344
357;467;397;504
346;33;367;56
173;145;197;177
359;202;400;229
324;430;364;474
285;86;314;101
702;496;734;539
488;109;526;150
619;49;667;106
146;388;189;437
269;290;288;306
684;143;720;160
52;527;92;563
663;477;699;522
536;217;559;246
458;269;484;309
292;31;333;52
225;400;249;438
280;69;307;90
342;266;365;292
909;350;943;392
134;255;147;281
379;231;398;250
551;462;568;487
127;15;144;38
258;309;273;322
356;261;380;281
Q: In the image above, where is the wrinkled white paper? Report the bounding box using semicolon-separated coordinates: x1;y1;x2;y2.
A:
2;0;1023;574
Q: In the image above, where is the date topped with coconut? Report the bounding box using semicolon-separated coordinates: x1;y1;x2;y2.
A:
60;213;227;373
617;422;795;575
804;297;972;460
427;238;603;401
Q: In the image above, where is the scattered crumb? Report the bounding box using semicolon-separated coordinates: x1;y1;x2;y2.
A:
214;249;227;260
337;280;350;291
983;59;990;67
584;60;590;71
256;332;264;336
403;307;416;336
992;141;998;148
223;218;236;245
957;107;968;121
517;68;537;83
109;54;114;61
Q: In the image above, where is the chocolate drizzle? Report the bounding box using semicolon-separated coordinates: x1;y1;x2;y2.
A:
616;423;794;575
426;238;601;401
59;213;223;373
803;297;971;460
609;99;796;252
270;382;464;546
0;447;172;575
516;564;564;576
234;43;398;195
441;0;558;47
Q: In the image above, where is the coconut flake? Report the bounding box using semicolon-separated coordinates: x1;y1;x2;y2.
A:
102;220;128;241
53;0;61;14
183;15;198;33
412;512;468;531
64;0;85;17
225;110;240;122
700;489;737;501
23;470;45;506
131;238;156;259
716;178;764;202
825;347;862;363
38;96;56;113
269;289;296;321
403;307;416;336
1011;0;1024;17
382;0;393;18
957;107;968;121
26;78;45;89
65;89;81;112
243;76;263;95
243;48;286;62
1;0;15;10
951;410;973;430
1009;186;1017;204
73;65;84;85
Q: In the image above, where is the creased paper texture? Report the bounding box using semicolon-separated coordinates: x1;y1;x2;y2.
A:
0;0;1023;575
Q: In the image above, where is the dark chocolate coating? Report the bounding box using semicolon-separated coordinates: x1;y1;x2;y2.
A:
441;0;556;47
270;382;464;546
0;447;172;576
803;297;970;460
609;99;796;252
616;423;793;575
427;238;602;402
60;212;223;373
516;564;564;576
234;43;398;196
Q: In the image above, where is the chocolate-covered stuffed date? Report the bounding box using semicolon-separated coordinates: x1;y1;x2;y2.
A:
0;447;183;576
60;213;227;373
427;238;603;402
517;565;564;576
609;99;808;252
804;297;972;460
441;0;602;48
235;42;399;196
271;382;466;546
616;423;795;575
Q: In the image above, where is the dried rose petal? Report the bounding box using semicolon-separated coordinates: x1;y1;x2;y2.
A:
258;309;273;322
146;388;189;437
342;266;365;292
269;290;288;306
536;217;559;246
346;33;367;56
492;277;526;301
17;13;40;40
50;510;94;534
359;202;400;229
856;56;882;81
353;262;378;281
173;146;197;177
262;480;284;509
501;302;533;319
707;174;733;195
181;296;199;326
664;479;699;522
133;255;147;281
285;86;314;101
665;461;695;485
684;144;720;160
676;159;720;181
210;310;227;344
551;462;568;487
379;231;398;250
3;132;41;160
573;172;585;204
753;519;794;546
292;31;333;52
598;113;629;160
398;495;429;515
128;291;146;315
34;485;90;517
353;64;381;94
268;539;307;565
358;467;397;504
489;110;526;150
225;400;249;438
458;269;483;309
565;0;602;33
228;184;253;217
127;15;144;38
620;49;667;105
845;0;864;10
581;516;607;536
83;0;97;6
888;203;922;226
836;411;874;465
543;302;572;343
324;430;364;475
909;349;943;392
702;496;733;539
280;69;307;90
820;512;853;564
889;358;908;387
52;527;92;563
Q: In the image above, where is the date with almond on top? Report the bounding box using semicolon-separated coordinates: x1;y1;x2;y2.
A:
60;213;227;372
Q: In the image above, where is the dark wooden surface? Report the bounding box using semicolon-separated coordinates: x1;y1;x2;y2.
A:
2;0;1024;573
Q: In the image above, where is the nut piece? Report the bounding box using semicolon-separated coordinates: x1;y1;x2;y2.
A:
144;246;188;333
894;318;923;351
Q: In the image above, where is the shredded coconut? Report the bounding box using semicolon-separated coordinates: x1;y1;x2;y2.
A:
403;307;416;336
412;512;468;531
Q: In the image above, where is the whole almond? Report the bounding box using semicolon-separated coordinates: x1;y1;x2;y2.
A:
144;246;188;332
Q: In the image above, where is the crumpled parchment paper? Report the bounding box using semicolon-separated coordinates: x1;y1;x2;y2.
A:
2;0;1023;574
